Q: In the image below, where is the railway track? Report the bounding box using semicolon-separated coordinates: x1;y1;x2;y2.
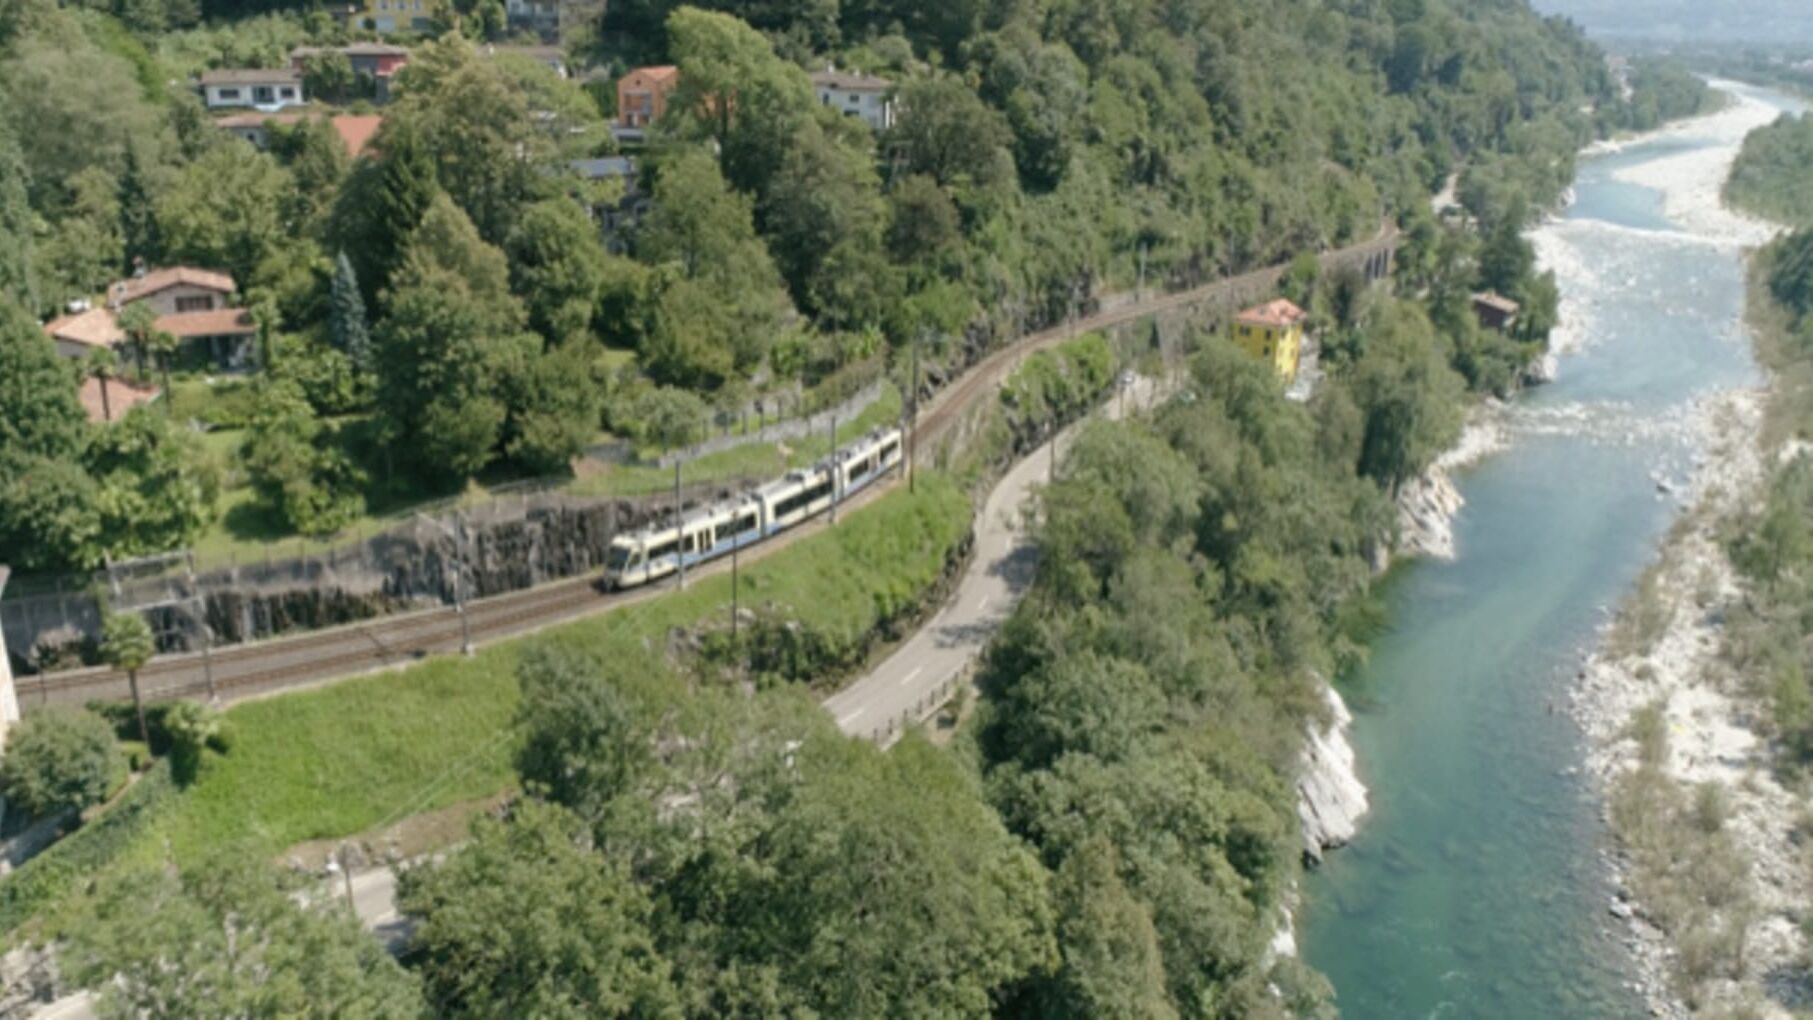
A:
15;229;1398;711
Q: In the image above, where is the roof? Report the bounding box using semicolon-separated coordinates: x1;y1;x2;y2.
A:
44;307;124;349
571;156;635;180
811;68;892;92
291;43;409;59
333;114;383;158
1235;298;1308;330
79;376;160;424
214;111;304;129
212;112;382;158
154;308;255;339
623;65;678;84
200;68;302;86
1472;291;1522;315
110;267;237;307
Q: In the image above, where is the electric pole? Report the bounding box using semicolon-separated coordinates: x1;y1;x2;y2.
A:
909;331;921;493
828;411;839;526
674;459;685;591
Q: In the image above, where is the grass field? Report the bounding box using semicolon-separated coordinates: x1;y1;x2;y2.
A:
112;471;969;871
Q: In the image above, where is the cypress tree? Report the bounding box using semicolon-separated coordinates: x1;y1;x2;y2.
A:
330;251;373;375
370;122;437;295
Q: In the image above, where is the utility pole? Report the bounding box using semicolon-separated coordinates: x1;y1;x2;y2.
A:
828;411;839;526
730;513;740;640
185;551;216;701
908;331;921;493
674;459;685;591
1137;243;1148;302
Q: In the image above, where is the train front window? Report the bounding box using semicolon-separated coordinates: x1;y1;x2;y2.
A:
607;546;638;571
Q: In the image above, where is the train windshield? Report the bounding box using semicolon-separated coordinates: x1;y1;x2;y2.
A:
606;545;638;571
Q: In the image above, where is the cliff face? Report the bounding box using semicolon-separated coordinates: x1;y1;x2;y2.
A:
1297;685;1370;865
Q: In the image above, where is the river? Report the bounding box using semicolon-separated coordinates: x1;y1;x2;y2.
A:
1300;82;1807;1018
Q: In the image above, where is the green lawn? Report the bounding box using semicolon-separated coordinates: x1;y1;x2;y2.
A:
159;470;967;863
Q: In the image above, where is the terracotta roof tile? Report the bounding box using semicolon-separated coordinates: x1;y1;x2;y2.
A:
109;267;236;307
44;307;124;349
155;308;255;338
1235;298;1308;329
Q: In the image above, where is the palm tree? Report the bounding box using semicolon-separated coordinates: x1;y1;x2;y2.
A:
146;328;179;411
84;347;120;422
101;611;156;750
116;301;157;384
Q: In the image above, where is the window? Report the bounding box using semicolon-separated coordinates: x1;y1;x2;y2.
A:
649;538;678;562
218;88;241;100
176;296;214;313
731;513;758;537
279;87;295;99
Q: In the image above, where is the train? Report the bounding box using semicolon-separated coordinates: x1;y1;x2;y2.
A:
604;426;905;590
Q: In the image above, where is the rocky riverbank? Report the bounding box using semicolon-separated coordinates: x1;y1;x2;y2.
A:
1566;83;1810;1020
1569;387;1805;1019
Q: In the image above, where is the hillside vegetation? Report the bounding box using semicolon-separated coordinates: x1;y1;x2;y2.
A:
1726;113;1813;226
0;0;1713;1016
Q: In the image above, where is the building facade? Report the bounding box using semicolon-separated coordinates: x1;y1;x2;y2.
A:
810;68;895;131
200;69;305;110
617;65;678;131
1233;298;1308;383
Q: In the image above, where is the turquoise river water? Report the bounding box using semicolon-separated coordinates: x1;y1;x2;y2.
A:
1301;83;1807;1018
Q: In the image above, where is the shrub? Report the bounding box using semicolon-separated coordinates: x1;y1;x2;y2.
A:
163;702;227;785
0;708;124;818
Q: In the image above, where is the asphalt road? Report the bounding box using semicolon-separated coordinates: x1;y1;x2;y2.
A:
825;374;1165;744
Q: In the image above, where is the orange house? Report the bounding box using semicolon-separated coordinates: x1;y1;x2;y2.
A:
617;65;678;130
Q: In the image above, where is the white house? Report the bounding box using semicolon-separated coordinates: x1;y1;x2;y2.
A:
199;68;305;111
810;68;894;131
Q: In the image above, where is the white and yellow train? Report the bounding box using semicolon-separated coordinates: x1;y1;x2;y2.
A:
603;427;905;590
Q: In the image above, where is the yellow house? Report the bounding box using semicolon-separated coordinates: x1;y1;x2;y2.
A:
1233;298;1308;383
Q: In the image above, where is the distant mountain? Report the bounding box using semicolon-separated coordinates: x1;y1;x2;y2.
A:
1533;0;1813;45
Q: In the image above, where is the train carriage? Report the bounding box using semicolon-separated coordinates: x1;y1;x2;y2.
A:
604;427;904;591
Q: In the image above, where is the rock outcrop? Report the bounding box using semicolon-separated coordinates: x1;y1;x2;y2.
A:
1297;685;1369;865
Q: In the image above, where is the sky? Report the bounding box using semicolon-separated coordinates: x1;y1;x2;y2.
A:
1531;0;1813;45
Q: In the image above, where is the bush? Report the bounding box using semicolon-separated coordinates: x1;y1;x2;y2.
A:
163;701;227;785
0;708;125;818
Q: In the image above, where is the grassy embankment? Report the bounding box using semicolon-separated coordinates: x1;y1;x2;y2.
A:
1;470;969;935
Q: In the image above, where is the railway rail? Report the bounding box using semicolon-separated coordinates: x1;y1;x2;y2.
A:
15;228;1398;711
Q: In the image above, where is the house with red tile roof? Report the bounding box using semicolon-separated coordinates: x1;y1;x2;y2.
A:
1233;298;1309;383
617;65;678;131
108;266;236;315
46;266;258;371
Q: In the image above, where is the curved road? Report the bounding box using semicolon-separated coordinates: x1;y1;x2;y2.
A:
826;376;1164;744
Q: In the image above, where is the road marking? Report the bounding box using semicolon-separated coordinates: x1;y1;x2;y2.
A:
837;707;866;727
897;666;923;688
